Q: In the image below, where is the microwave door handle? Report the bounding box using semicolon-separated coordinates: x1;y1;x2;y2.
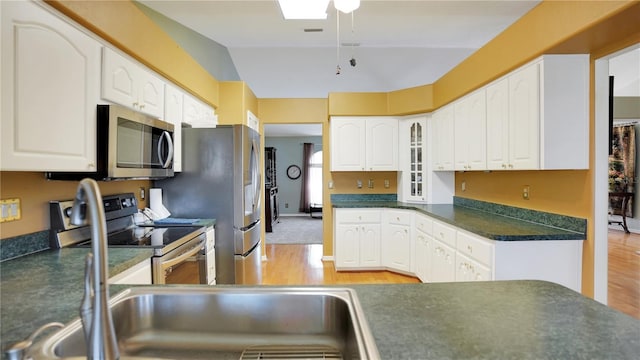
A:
158;131;174;169
161;242;203;271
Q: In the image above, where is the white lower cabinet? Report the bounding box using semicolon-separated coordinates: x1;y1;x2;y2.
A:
430;239;456;282
334;207;583;292
455;252;492;282
381;210;413;274
334;209;381;270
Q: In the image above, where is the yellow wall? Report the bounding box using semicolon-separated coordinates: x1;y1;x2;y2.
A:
0;172;150;239
5;0;638;297
217;81;259;125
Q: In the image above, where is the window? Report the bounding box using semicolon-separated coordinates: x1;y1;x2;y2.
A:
309;150;323;204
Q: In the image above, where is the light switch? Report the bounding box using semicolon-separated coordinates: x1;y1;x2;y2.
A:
356;180;362;188
0;198;21;222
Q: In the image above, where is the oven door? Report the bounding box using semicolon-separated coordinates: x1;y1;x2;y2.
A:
152;233;206;284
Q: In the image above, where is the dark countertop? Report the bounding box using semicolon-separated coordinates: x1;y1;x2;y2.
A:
351;281;640;359
333;201;585;241
3;248;638;359
0;247;153;352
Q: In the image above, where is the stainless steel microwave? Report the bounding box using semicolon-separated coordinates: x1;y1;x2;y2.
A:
47;104;174;181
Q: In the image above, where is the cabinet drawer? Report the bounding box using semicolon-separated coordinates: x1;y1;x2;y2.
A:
456;230;493;266
335;209;381;223
433;221;456;248
384;209;412;225
415;213;433;235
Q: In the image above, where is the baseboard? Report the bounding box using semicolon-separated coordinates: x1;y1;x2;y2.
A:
321;256;334;262
279;213;310;217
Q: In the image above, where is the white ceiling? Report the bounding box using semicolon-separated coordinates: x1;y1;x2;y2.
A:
139;0;541;99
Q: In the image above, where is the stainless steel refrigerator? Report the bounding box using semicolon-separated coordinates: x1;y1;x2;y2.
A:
155;125;262;284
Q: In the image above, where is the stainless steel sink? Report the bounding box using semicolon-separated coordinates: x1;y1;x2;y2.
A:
29;287;380;360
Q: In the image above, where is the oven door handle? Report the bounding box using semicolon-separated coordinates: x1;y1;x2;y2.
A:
160;242;203;270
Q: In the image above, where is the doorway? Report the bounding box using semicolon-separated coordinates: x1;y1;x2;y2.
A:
263;124;324;246
594;43;640;311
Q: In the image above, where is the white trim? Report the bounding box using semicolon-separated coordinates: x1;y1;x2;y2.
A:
321;256;334;262
261;255;268;261
594;57;610;304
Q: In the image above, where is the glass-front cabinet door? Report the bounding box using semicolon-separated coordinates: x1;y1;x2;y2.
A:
400;117;428;203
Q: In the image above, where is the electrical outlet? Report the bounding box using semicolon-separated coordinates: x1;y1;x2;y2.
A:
368;179;374;188
461;181;466;191
523;186;530;200
285;203;289;208
328;180;334;189
384;179;390;188
357;180;362;188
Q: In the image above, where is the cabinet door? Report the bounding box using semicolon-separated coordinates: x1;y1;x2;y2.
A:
330;117;365;171
432;105;454;171
1;1;100;171
136;67;164;118
366;117;398;171
414;230;431;283
359;224;381;267
102;47;138;109
508;62;540;170
454;90;486;171
102;47;164;118
431;240;455;282
455;252;491;282
400;118;428;202
382;223;412;273
486;78;510;170
334;224;360;268
466;90;487;170
164;84;183;172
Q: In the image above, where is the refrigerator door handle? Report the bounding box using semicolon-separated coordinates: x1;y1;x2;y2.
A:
251;137;262;212
238;219;260;232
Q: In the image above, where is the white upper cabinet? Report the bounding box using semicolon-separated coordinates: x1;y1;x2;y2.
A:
183;92;216;128
432;105;455;171
399;116;428;202
454;89;487;171
365;117;399;171
1;0;101;171
508;62;540;170
488;55;589;170
330;116;398;171
102;47;164;119
537;55;589;170
486;78;510;170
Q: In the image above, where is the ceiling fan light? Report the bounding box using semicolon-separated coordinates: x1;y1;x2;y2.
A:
277;0;330;20
334;0;360;14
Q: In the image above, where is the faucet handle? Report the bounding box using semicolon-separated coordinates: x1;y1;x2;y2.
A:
69;201;87;226
5;322;64;360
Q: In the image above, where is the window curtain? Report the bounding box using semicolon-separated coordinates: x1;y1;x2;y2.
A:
299;143;313;213
609;124;636;217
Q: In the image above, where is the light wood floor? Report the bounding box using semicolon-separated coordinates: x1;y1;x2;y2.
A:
608;229;640;319
261;238;640;320
261;244;419;285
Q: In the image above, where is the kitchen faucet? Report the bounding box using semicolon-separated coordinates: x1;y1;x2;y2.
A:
70;178;120;359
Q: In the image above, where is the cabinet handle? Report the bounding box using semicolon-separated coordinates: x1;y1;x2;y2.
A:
508;164;514;169
467;245;473;253
501;164;507;169
140;104;145;109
